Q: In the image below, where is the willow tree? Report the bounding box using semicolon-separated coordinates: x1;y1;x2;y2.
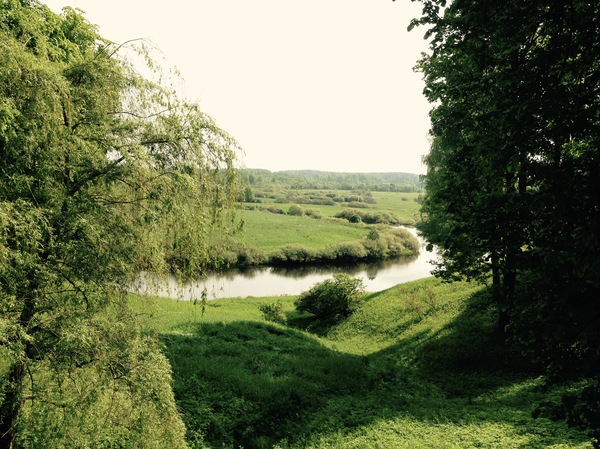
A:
1;1;239;446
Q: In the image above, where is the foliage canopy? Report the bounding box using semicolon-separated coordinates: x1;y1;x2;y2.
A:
0;1;239;446
413;0;600;443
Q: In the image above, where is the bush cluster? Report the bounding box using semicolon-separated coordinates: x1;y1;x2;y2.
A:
220;241;268;267
217;226;419;269
259;205;285;215
304;209;322;219
275;194;335;206
335;209;403;225
269;245;318;265
267;228;418;267
267;190;377;207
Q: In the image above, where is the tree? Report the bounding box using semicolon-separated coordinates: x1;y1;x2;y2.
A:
0;2;239;446
412;1;600;439
413;0;546;331
413;0;600;336
244;186;255;202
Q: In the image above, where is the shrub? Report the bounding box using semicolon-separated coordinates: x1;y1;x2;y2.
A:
360;227;419;260
312;197;335;206
294;274;366;322
260;206;285;214
327;242;368;262
361;237;387;259
348;214;362;223
336;209;402;225
346;201;370;209
269;245;317;265
232;244;268;266
287;205;303;216
380;228;420;257
244;187;255;203
367;229;380;241
259;302;287;325
304;209;322;219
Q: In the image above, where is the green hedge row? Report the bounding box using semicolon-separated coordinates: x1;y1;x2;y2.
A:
220;227;419;268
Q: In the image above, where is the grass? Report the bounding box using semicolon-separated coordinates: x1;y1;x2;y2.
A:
247;190;421;221
237;210;368;252
234;190;422;262
367;191;422;221
131;277;594;449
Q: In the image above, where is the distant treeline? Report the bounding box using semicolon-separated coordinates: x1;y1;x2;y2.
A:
240;169;424;192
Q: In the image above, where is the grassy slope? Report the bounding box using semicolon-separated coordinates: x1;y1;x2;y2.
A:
132;278;593;449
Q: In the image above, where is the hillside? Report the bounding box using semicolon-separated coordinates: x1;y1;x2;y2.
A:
133;278;593;448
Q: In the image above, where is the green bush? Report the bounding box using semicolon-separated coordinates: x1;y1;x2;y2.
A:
287;205;303;216
328;242;369;262
346;201;370;209
294;274;366;322
260;206;285;214
380;227;420;257
367;229;380;240
335;209;402;225
230;243;268;266
269;245;317;265
348;214;362;223
258;302;288;325
304;208;322;219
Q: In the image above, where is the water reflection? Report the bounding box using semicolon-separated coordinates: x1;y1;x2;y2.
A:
133;237;438;300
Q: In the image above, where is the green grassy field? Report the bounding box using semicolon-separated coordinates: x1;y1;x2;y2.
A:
234;190;422;262
132;277;593;448
246;190;422;221
237;210;370;252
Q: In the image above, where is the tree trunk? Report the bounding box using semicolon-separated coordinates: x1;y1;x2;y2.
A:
496;259;517;335
1;294;36;448
0;362;25;449
491;256;508;334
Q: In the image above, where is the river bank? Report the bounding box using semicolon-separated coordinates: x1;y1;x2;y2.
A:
132;228;438;300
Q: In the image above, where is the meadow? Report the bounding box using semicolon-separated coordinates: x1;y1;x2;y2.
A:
243;189;422;221
227;190;423;267
236;210;367;253
131;277;593;448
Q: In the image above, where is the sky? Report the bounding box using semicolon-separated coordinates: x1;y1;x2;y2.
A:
43;0;432;174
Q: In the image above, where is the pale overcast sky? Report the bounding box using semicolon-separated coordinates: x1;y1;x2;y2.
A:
43;0;432;174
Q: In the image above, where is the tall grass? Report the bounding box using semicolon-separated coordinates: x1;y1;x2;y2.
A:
132;278;593;448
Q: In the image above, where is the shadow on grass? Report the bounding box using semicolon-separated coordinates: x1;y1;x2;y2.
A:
162;289;590;449
376;288;534;398
285;311;344;336
163;320;431;448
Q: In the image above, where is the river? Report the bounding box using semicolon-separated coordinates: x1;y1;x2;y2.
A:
132;228;438;300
